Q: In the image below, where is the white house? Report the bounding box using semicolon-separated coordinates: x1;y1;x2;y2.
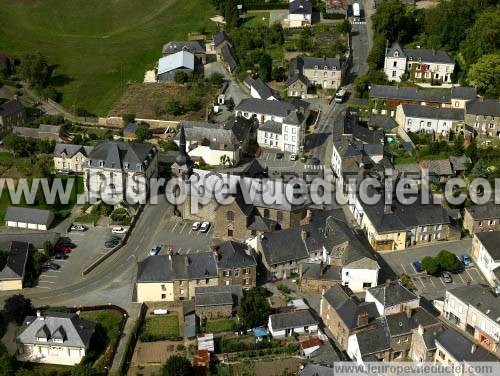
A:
84;141;158;204
395;104;464;136
471;231;500;288
286;0;312;28
5;207;54;231
16;311;95;366
443;285;500;356
365;281;420;316
268;310;318;338
384;42;455;83
256;111;304;153
235;98;297;125
53;144;94;173
243;76;279;101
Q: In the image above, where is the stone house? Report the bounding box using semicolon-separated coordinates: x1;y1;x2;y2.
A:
365;280;419;316
465;99;500;139
320;284;379;351
162;41;206;64
463;203;500;235
212;240;257;288
53;143;94;173
409;324;446;363
268;309;318;338
285;73;309;98
0;98;26;136
347;317;391;364
300;262;341;294
195;284;242;320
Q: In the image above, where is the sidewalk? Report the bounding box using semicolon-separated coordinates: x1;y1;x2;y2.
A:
110;303;142;375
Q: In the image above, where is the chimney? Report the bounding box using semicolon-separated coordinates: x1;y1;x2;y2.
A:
185;256;191;266
357;312;369;327
406;306;412;319
306;209;313;224
384;203;392;215
319;261;324;276
301;228;308;242
385;279;391;288
471;344;477;354
37;310;44;321
417;325;424;336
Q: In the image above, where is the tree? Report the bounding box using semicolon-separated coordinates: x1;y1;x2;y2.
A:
468;53;500;98
174;71;188;84
18;52;51;88
71;364;104;376
471;159;488;178
135;125;152;142
436;250;461;273
461;9;500;66
3;295;34;325
367;35;387;71
271;66;286;82
161;355;194;376
371;0;408;42
122;113;135;125
451;134;464;156
165;100;184;116
224;0;239;29
421;256;440;275
238;287;271;329
42;241;53;257
0;353;16;376
207;72;225;87
258;54;273;82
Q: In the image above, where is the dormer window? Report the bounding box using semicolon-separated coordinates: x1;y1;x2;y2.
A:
99;160;104;167
409;57;413;61
136;163;142;171
418;57;422;62
333;66;336;70
36;337;48;342
394;51;399;57
324;66;328;70
53;338;63;343
314;65;318;69
124;163;129;169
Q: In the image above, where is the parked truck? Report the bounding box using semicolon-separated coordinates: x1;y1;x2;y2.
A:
353;2;360;22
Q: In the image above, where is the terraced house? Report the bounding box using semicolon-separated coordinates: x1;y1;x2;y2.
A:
384;42;455;83
0;98;26;136
464;99;500;139
53;143;94;173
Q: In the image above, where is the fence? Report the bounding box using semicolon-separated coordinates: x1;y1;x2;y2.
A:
118;303;147;376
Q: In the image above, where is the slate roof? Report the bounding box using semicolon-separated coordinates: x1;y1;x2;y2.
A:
158;50;195;75
420;159;453;176
448;284;500;323
465;99;500;117
236;98;296;117
269;309;317;331
244;76;276;100
215;241;257;269
301;263;342;281
449;155;471;172
5;207;53;226
369;85;450;103
195;285;242;307
303;57;341;70
17;312;95;349
368;115;398;131
220;44;238;71
54;143;94;158
213;31;231;47
285;73;309;88
419;324;445;350
386;308;439;337
401;104;464;121
137;253;218;282
355;317;391;356
451;87;477;100
260;227;311;265
322;284;379;330
162;41;205;55
367;281;418;308
0;99;24;117
0;241;29;280
405;48;454;64
436;328;498;362
0;232;59;250
299;364;333;376
386;42;406;59
289;0;313;14
178;118;250;151
260;120;283;134
466;203;500;221
87;141;156;172
14;124;61;140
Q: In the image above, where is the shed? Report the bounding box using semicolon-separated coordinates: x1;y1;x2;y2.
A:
5;207;54;231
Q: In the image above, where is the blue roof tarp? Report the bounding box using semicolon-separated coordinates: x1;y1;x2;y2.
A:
252;327;268;337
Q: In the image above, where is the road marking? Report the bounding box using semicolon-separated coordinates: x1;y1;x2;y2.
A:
415;277;425;288
410;263;418;274
178;248;183;254
458;273;465;283
37;287;51;290
172;222;179;232
429;277;435;287
464;269;474;282
438;278;446;286
180;222;187;233
38;280;55;284
186;248;192;254
400;263;408;274
41;274;58;278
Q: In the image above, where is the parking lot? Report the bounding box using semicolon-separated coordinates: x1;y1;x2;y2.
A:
258;149;325;173
36;227;124;290
379;239;487;300
138;216;215;260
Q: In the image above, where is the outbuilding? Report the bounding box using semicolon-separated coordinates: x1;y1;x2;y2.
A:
5;207;55;231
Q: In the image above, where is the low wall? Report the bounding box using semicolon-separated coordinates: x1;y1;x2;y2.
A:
98;117;179;129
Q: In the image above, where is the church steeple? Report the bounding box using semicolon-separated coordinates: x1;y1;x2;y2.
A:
172;124;193;179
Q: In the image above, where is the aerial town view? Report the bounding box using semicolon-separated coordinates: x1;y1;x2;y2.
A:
0;0;499;375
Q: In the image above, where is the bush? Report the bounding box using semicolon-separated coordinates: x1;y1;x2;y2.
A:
322;12;346;20
422;256;440;275
436;250;462;273
174;71;189;84
165;100;184;116
207;72;225;87
277;284;291;294
122;113;135;125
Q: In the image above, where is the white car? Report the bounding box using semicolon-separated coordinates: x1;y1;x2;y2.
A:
192;222;201;231
290;153;297;161
70;224;87;232
200;222;211;233
112;226;128;234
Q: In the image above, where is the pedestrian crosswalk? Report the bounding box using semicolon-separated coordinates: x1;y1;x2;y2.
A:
351;21;366;25
304;164;324;170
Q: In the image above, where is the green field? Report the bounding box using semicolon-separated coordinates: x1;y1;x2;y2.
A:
140;315;180;341
0;0;216;116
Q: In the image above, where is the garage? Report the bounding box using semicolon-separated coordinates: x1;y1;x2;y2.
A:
4;207;54;231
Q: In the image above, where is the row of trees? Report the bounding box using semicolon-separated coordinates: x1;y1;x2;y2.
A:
421;250;463;275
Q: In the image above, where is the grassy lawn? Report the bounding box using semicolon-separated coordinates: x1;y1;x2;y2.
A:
74;213;100;225
140;315;180;341
242;12;270;28
0;0;216;116
204;318;237;333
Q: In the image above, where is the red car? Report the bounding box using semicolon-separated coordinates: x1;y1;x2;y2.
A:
56;245;71;254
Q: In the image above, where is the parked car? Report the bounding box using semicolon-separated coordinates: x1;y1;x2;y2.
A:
105;237;120;248
70;224;87;232
441;271;453;283
112;226;127;234
460;254;471;266
56;245;71;254
42;262;60;271
276;153;284;160
290;153;297;161
149;244;161;256
58;238;76;248
310;157;320;165
412;261;422;272
54;253;65;260
200;222;211;233
192;222;201;231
